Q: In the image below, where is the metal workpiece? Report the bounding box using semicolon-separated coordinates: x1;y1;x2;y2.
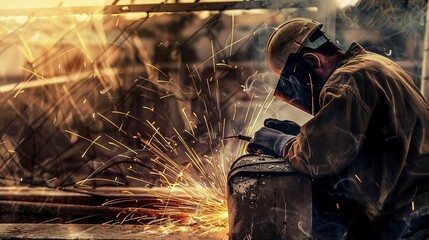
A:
227;154;312;240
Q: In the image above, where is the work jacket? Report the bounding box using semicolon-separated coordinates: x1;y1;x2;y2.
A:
284;42;429;220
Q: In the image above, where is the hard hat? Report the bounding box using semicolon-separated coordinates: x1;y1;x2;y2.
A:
266;18;324;75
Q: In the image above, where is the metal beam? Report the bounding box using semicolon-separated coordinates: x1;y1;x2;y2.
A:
0;1;318;17
421;1;429;101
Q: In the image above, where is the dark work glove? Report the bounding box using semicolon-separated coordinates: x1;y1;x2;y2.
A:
264;118;301;136
246;127;295;157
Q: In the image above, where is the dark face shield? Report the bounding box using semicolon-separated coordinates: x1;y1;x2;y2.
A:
274;54;324;115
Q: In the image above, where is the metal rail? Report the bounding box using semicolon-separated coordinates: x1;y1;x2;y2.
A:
0;1;318;16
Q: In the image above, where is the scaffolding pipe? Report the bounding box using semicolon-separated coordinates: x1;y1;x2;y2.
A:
421;3;429;101
0;1;318;17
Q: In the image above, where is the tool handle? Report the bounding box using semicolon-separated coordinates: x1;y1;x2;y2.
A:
221;135;252;141
237;135;252;141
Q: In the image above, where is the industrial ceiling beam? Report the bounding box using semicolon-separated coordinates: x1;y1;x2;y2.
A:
0;0;318;17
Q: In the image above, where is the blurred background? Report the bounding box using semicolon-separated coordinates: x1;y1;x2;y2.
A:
0;0;426;234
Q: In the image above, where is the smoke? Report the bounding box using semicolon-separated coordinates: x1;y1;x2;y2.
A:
337;0;426;63
244;72;312;126
244;72;278;98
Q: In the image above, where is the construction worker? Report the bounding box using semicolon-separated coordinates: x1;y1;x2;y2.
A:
247;18;429;239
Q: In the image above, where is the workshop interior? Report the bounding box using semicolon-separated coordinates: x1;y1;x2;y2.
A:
0;0;427;239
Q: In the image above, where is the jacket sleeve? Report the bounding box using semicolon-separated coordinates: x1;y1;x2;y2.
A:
284;75;376;177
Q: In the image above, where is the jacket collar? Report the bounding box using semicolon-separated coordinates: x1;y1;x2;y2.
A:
336;42;366;68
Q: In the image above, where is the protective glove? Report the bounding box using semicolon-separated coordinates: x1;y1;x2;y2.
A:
264;118;301;136
246;127;296;157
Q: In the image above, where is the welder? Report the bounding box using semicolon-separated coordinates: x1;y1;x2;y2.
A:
247;17;429;239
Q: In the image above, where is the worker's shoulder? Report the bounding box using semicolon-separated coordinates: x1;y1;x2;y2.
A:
330;51;404;86
345;50;403;74
323;60;381;102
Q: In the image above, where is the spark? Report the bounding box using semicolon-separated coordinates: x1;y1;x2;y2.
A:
115;16;120;26
160;93;175;99
184;130;198;142
137;82;166;95
194;28;267;72
211;40;216;73
143;106;154;111
93;62;112;94
75;178;126;186
40;217;61;224
65;214;104;224
65;130;110;151
125;175;156;187
249;89;275;132
203;115;213;146
14;45;86;97
264;94;276;114
216;63;233;68
354;174;362;183
62;85;85;122
206;77;214;110
215;78;221;132
230;14;234;56
146;63;169;80
105;134;138;154
232;103;237;120
74;28;93;62
82;135;102;158
112;110;133;132
182;107;195;136
97;112;127;134
0;8;289;237
144;120;177;154
187;64;202;97
243;92;254;123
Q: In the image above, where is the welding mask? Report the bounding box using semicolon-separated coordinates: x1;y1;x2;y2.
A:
274;53;324;115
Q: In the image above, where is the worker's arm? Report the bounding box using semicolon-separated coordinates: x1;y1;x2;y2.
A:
284;74;377;177
246;127;295;157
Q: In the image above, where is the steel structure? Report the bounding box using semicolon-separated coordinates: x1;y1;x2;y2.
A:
0;1;319;16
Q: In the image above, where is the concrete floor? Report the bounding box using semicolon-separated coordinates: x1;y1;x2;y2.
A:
0;224;228;240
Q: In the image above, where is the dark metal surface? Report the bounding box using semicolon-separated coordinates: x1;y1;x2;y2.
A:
227;154;312;240
0;224;227;239
0;187;184;224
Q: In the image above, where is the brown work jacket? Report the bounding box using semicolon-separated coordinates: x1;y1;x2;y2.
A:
284;42;429;220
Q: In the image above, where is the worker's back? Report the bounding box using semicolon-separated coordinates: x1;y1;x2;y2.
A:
325;42;429;238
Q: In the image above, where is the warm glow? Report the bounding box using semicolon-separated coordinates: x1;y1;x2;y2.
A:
0;0;246;10
336;0;359;9
0;0;109;9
